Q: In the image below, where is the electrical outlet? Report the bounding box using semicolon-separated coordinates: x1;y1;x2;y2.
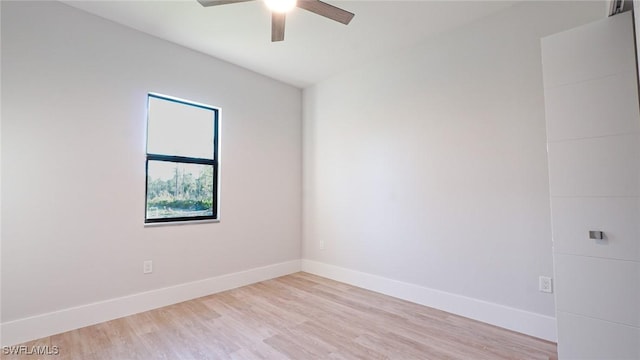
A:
143;260;153;274
319;240;325;250
539;276;552;293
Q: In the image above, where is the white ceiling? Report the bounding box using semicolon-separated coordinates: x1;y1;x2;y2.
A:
61;0;516;88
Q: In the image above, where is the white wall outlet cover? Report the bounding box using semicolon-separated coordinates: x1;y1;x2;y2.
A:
143;260;153;274
539;276;553;293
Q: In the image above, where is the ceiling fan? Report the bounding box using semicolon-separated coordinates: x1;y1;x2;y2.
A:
197;0;355;42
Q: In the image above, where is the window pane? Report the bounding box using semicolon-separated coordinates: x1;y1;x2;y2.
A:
147;96;214;160
146;161;214;220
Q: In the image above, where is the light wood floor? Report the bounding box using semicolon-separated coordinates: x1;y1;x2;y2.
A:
2;272;557;359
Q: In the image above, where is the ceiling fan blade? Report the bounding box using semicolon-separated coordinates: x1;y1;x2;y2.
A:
296;0;354;25
197;0;254;7
272;12;286;42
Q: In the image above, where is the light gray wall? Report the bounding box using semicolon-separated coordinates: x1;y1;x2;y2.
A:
1;1;302;322
303;1;606;317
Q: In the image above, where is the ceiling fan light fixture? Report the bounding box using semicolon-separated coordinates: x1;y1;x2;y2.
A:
198;0;354;42
264;0;297;13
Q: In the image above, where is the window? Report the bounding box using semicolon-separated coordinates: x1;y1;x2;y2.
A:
145;94;219;223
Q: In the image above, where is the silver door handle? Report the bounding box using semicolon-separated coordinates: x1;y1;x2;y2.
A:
589;231;604;240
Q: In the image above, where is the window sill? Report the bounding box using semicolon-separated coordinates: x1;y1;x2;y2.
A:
144;219;220;227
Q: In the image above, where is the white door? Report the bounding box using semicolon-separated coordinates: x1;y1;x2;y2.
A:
542;11;640;359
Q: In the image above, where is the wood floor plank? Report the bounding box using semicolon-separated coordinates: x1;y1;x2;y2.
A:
2;272;557;359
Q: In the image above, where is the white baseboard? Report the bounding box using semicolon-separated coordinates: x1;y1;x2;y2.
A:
301;259;557;342
2;259;557;346
1;259;301;347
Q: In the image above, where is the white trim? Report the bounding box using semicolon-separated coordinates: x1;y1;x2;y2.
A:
1;259;557;346
0;260;301;347
301;259;557;342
